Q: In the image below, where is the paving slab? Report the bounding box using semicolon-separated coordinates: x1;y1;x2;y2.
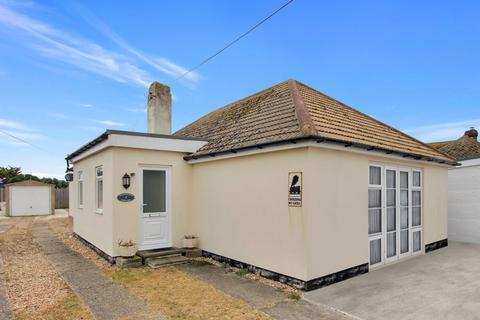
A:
0;257;13;320
305;242;480;320
178;261;287;309
177;261;354;319
32;222;165;320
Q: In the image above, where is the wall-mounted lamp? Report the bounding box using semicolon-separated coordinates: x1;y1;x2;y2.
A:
122;173;131;189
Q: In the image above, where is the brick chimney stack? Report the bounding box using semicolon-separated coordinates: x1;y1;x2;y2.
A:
464;127;478;140
147;81;172;135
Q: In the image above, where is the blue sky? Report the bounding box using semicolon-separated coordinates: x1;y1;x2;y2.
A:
0;0;479;178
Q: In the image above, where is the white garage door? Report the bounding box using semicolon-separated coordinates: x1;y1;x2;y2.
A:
10;186;51;216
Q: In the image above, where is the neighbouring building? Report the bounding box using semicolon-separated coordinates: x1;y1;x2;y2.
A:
67;79;456;290
429;128;480;244
5;180;55;216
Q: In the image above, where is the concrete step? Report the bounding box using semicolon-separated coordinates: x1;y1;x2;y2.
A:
137;248;184;260
146;255;189;269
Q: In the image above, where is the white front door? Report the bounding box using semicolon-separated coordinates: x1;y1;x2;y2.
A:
138;166;171;250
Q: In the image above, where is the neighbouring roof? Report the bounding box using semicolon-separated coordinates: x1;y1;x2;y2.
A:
175;79;455;164
5;179;54;187
428;128;480;161
66;130;206;161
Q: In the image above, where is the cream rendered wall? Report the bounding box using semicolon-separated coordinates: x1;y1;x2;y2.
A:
448;164;480;243
70;149;114;256
111;147;192;256
423;165;448;245
303;147;449;280
304;147;368;280
190;148;309;281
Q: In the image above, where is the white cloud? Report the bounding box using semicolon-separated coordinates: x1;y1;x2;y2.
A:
71;3;201;85
0;3;201;88
404;118;480;142
0;4;150;87
78;103;94;108
93;120;125;127
127;108;146;113
0;118;31;131
48;112;68;119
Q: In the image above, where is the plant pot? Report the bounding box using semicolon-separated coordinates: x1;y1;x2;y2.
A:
182;238;198;249
118;245;137;257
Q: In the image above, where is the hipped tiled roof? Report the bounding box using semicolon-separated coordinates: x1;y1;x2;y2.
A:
175;79;454;163
428;129;480;161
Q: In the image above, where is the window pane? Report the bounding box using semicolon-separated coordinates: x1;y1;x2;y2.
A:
143;170;166;213
400;190;408;206
412;207;421;226
387;232;396;258
368;189;381;208
369;166;381;185
386;170;396;188
79;181;83;206
400;207;409;229
96;167;103;177
401;230;409;253
97;180;103;209
368;209;382;234
387;208;396;232
413;231;421;252
412;191;421;206
387;189;396;207
400;171;408;189
370;239;381;265
413;171;421;187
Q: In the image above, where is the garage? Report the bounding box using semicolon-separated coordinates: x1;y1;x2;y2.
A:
5;180;54;216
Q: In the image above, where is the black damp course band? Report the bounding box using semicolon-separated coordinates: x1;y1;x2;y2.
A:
425;238;448;253
73;233;116;264
202;250;369;291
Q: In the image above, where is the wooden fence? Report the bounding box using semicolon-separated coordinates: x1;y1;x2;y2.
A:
55;187;69;209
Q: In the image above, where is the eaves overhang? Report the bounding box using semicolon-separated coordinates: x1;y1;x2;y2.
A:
183;135;458;166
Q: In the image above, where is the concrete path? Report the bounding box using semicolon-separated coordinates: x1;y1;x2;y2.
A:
178;261;354;320
0;257;13;320
306;242;480;320
32;221;165;320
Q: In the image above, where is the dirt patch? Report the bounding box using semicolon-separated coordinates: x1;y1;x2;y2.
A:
0;218;91;318
107;267;271;320
15;292;93;320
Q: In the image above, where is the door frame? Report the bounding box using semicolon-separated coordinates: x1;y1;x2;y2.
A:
368;163;423;268
138;165;172;250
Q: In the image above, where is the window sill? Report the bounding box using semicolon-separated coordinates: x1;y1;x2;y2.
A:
78;206;84;209
95;209;103;215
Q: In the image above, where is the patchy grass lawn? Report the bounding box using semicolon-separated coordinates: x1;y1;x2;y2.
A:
14;293;92;320
106;267;271;320
0;217;93;319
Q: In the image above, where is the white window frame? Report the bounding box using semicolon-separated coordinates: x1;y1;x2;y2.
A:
78;171;84;209
411;169;422;255
95;166;103;214
368;163;423;268
368;164;384;267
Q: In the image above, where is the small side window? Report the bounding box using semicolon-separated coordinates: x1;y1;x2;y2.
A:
78;171;84;209
95;166;103;213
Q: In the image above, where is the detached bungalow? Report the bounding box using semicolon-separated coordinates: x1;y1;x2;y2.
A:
67;80;455;290
429;128;480;244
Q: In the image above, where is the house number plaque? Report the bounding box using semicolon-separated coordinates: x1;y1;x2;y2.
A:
117;193;135;202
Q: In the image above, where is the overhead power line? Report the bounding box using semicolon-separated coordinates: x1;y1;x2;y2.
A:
0;129;45;151
169;0;294;84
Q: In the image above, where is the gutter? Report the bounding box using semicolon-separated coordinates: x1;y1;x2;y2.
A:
183;135;459;166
